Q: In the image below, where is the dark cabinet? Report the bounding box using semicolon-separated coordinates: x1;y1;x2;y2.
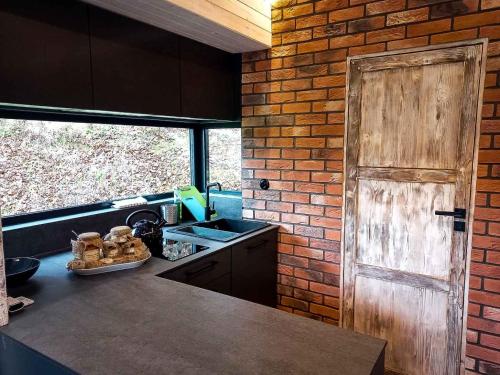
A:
160;248;231;294
231;230;278;307
89;7;181;116
0;0;93;109
180;38;241;120
159;229;278;307
0;2;240;120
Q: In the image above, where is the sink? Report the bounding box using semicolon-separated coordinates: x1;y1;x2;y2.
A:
168;218;270;242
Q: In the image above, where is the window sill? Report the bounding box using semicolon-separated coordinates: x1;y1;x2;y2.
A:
3;197;174;232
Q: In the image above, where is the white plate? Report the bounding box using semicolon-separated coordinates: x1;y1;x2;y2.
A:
72;253;151;275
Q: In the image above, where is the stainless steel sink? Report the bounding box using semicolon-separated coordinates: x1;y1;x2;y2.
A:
167;218;270;242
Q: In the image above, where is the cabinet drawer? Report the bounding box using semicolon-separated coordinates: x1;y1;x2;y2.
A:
160;249;230;288
204;273;231;295
232;229;277;307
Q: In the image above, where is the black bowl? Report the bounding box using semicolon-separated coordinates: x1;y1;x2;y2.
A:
5;257;40;286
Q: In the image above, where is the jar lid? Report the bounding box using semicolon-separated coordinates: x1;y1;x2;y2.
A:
110;226;132;236
78;232;101;241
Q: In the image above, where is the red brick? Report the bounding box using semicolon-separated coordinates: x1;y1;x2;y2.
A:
388;36;429;50
296;89;328;101
273;19;296;33
467;344;500;365
293;288;324;303
310;216;342;229
254;210;280;222
266;159;294;169
295;160;325;170
315;0;349;12
367;0;406;15
281;296;309;311
268;201;294;213
310;282;340;297
481;333;500;350
254;104;281;116
482;0;500;9
282;148;311;159
295;203;325;215
311;194;343;206
283;4;314;19
485;279;500;293
469;290;500;308
310;303;340;319
282;191;310;203
407;19;451;37
348;16;386;33
282;170;311;181
296;137;326;148
349;43;386;55
467;316;500;335
480;25;500;39
266;138;294;148
282;79;313;91
283;102;312;113
386;8;429;25
283;54;314;68
282;29;313;44
330;33;365;48
294;246;325;260
295;182;325;193
366;26;406;43
484;306;500;321
255;170;280;179
297;39;329;54
296;14;328;29
329;6;365;23
454;9;500;29
430;0;478;18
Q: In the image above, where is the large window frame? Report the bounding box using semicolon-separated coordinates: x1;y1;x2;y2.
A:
0;105;240;227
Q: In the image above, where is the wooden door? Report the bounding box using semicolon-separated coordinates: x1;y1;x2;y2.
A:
342;40;486;374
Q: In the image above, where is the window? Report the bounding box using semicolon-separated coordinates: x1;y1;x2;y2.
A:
0;119;191;217
207;128;241;191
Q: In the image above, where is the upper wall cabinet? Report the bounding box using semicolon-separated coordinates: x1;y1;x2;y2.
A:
180;38;241;120
82;0;271;53
89;7;182;117
0;0;93;109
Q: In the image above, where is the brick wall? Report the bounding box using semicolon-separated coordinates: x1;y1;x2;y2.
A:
240;0;499;372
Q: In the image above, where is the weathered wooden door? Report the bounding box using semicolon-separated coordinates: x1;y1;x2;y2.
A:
342;40;486;374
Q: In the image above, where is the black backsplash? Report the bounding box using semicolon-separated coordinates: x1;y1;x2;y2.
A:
2;193;242;259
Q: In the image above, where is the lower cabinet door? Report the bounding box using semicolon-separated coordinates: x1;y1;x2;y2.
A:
203;274;231;295
231;230;278;307
159;249;230;288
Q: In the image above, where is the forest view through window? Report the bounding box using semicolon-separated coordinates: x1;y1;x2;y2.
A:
208;128;241;191
0;119;191;217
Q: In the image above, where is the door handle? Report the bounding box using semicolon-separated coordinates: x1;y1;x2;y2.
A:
435;208;466;232
185;261;218;279
434;208;466;219
246;240;268;253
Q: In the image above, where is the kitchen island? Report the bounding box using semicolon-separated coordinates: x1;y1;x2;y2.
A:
1;226;385;374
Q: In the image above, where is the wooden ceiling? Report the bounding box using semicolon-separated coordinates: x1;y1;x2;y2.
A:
82;0;272;53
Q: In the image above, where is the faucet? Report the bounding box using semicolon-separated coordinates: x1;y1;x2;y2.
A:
205;182;222;221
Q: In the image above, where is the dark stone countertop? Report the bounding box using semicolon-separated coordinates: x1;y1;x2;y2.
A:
1;225;385;375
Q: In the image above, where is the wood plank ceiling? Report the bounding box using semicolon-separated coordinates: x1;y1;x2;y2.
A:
82;0;272;53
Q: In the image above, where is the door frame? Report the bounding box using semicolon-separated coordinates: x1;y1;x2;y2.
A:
340;39;488;373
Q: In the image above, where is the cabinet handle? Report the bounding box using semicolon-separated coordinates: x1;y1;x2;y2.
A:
185;261;218;278
246;240;268;253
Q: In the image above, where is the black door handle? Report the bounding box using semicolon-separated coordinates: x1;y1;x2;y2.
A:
246;240;268;253
435;208;466;219
185;261;217;279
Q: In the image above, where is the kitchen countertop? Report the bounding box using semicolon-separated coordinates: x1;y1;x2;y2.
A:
1;225;385;374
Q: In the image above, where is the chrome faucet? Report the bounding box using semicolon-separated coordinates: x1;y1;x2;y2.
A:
205;182;222;221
